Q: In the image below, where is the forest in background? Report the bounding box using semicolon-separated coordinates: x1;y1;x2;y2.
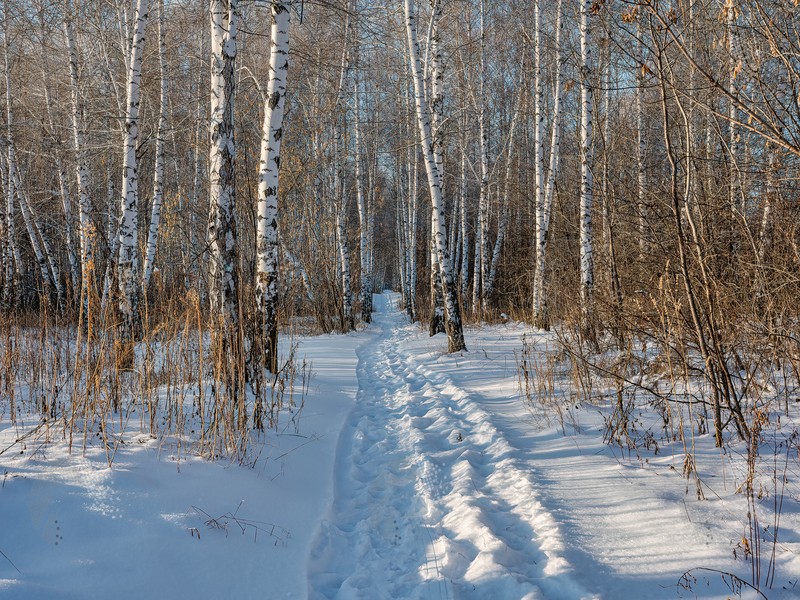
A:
0;0;799;459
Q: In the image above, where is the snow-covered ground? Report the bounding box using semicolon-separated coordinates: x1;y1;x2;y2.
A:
1;293;798;599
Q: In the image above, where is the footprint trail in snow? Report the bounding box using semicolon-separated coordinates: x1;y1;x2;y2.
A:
308;294;594;599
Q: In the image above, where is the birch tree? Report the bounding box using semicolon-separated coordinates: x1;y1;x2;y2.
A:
473;0;489;316
255;0;290;375
0;148;7;305
354;55;372;323
207;0;239;326
405;0;466;353
334;12;355;332
726;0;740;222
636;16;647;257
64;0;93;309
1;8;20;307
117;0;149;339
397;85;419;320
428;0;445;334
143;0;167;291
533;0;564;330
2;147;20;305
579;0;594;328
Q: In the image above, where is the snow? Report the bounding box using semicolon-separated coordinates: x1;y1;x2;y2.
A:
1;292;799;599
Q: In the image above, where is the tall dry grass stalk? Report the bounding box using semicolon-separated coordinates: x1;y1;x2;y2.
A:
0;270;309;468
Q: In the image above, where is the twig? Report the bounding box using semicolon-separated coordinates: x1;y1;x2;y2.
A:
677;567;768;599
0;548;22;575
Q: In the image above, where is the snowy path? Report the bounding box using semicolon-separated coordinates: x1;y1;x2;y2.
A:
308;294;592;600
4;292;796;599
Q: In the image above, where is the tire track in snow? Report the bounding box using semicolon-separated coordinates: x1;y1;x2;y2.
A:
308;295;595;599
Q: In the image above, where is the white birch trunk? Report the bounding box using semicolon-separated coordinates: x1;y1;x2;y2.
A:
533;0;563;329
409;130;418;319
354;70;372;323
579;0;594;327
405;0;465;352
207;0;238;324
2;153;20;278
117;0;149;336
636;19;647;256
459;140;469;303
533;0;544;280
449;188;459;273
142;0;167;291
333;11;354;332
727;0;740;218
396;183;407;309
0;156;7;305
429;237;445;335
602;41;622;316
475;0;489;315
758;149;776;264
367;153;377;288
471;207;481;312
189;41;204;295
255;0;290;372
2;5;20;304
101;169;118;310
2;153;20;303
400;89;419;319
428;0;445;334
337;195;354;331
65;0;94;307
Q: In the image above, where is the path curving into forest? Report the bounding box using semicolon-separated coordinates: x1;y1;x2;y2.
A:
307;293;594;600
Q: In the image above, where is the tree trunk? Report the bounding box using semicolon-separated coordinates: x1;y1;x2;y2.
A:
636;19;647;257
404;0;466;353
579;0;594;330
39;18;79;302
207;0;239;327
255;0;290;374
428;0;445;332
533;0;544;307
117;0;149;339
533;0;563;330
475;0;489;316
333;11;354;332
354;68;372;323
64;0;94;311
143;0;167;292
